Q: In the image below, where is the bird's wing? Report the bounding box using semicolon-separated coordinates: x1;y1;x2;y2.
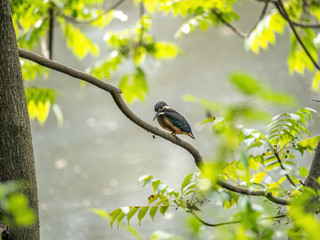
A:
163;109;192;133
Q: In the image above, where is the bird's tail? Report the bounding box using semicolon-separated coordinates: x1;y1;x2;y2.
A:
188;132;195;139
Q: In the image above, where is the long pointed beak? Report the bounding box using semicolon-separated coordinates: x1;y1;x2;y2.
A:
153;112;159;121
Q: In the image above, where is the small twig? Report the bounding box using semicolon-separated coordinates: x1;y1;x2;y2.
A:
139;2;145;46
247;0;270;36
48;1;54;59
274;151;296;187
192;212;287;227
312;99;320;102
212;1;270;39
289;21;320;29
62;0;126;24
275;0;320;71
212;9;247;39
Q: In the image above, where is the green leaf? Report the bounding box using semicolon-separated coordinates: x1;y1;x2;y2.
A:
152;180;161;193
245;12;286;54
181;173;194;192
159;206;169;215
21;59;48;81
239;150;249;169
149;206;158;221
133;46;147;65
201;117;216;125
143;0;157;13
117;211;126;228
288;29;318;75
297;136;320;155
253;172;266;184
119;68;148;103
25;87;57;125
137;206;149;225
229;72;260;95
148;194;159;204
259;90;297;106
8;194;35;226
127;207;140;224
150;42;180;59
123;225;142;240
299;166;309;178
312;71;320;92
90;208;109;219
109;208;121;228
138;175;153;186
59;18;99;59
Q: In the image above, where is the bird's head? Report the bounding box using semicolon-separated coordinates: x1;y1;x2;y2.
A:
153;101;168;121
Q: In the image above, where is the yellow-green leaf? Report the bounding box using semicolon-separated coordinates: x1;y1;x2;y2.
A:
252;172;266;184
312;71;320;92
133;46;147;65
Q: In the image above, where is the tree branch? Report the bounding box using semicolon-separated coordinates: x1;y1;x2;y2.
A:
212;1;269;39
275;0;320;71
192;212;286;227
247;0;270;36
18;48;290;206
216;179;289;205
48;1;54;59
18;48;203;168
62;0;126;24
274;151;296;187
212;9;247;39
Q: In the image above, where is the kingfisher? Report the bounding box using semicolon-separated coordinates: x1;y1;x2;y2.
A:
153;101;195;139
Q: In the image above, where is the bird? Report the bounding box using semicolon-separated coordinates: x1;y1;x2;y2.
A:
153;101;195;139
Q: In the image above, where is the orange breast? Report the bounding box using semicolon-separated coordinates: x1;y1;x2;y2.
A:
157;115;186;135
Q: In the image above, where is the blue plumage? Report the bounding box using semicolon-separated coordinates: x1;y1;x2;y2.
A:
153;101;195;139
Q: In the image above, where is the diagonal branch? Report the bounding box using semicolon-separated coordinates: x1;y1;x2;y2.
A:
275;0;320;71
18;48;203;168
18;48;290;206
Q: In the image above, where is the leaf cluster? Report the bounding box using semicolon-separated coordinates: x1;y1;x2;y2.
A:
88;15;181;103
92;173;203;228
25;87;63;126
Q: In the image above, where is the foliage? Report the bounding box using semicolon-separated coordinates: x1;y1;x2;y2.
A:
14;0;320;120
88;14;180;103
92;70;320;239
92;173;201;228
25;87;63;126
0;182;35;227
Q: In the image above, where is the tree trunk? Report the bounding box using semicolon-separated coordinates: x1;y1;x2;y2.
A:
304;139;320;213
0;1;39;239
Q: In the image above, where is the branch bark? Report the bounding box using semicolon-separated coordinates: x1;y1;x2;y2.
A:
18;48;290;206
304;139;320;212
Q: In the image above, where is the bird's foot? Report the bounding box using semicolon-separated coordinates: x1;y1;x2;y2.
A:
171;133;178;138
